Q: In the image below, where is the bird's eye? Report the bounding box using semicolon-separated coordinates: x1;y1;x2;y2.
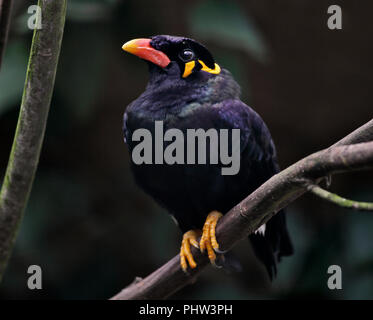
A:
179;49;195;62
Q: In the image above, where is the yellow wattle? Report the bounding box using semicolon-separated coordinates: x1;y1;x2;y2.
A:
182;61;196;78
198;60;221;75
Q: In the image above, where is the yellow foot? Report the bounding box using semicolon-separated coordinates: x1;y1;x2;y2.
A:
180;229;201;273
200;211;223;266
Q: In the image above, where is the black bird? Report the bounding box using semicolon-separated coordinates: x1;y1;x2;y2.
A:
122;35;293;279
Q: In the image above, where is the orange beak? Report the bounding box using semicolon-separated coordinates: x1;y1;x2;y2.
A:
122;38;171;68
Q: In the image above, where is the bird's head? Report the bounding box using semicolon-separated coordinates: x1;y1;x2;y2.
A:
122;35;221;79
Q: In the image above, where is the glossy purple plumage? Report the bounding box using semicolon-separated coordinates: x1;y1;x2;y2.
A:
123;35;293;279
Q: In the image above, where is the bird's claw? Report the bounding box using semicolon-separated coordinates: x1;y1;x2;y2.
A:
199;211;223;266
180;211;223;273
180;230;201;273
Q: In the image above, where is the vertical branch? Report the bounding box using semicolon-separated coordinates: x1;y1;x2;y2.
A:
0;0;67;282
0;0;13;70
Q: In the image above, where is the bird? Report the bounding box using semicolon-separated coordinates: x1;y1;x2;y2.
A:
121;35;293;279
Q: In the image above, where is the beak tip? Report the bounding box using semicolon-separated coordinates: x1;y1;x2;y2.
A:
122;40;135;53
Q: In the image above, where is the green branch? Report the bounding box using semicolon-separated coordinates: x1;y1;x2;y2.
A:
308;184;373;211
0;0;67;282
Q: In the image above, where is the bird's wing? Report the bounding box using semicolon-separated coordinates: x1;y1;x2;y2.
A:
211;98;278;171
211;99;293;279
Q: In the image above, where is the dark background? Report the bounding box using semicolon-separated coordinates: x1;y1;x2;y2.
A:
0;0;372;299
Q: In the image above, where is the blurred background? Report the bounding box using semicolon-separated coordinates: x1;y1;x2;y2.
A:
0;0;372;299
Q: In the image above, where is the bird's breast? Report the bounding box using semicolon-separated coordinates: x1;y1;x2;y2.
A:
125;111;245;229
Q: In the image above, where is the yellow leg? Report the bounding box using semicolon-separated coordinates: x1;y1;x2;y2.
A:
199;211;223;266
180;230;201;273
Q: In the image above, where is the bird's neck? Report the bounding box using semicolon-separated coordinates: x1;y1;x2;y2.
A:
129;63;241;122
146;62;240;103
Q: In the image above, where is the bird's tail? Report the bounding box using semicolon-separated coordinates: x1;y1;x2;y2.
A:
249;209;293;280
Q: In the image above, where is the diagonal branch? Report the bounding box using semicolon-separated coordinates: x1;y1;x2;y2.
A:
111;119;373;300
308;184;373;211
332;119;373;147
0;0;67;282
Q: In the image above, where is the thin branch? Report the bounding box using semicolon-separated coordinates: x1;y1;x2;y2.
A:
332;119;373;147
0;0;67;282
111;120;373;300
308;184;373;211
0;0;13;70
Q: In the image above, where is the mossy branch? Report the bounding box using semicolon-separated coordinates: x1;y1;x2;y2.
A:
308;184;373;211
0;0;67;282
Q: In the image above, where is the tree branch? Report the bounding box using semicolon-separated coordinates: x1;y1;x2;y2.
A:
332;119;373;147
307;184;373;211
0;0;13;70
111;119;373;300
0;0;67;282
